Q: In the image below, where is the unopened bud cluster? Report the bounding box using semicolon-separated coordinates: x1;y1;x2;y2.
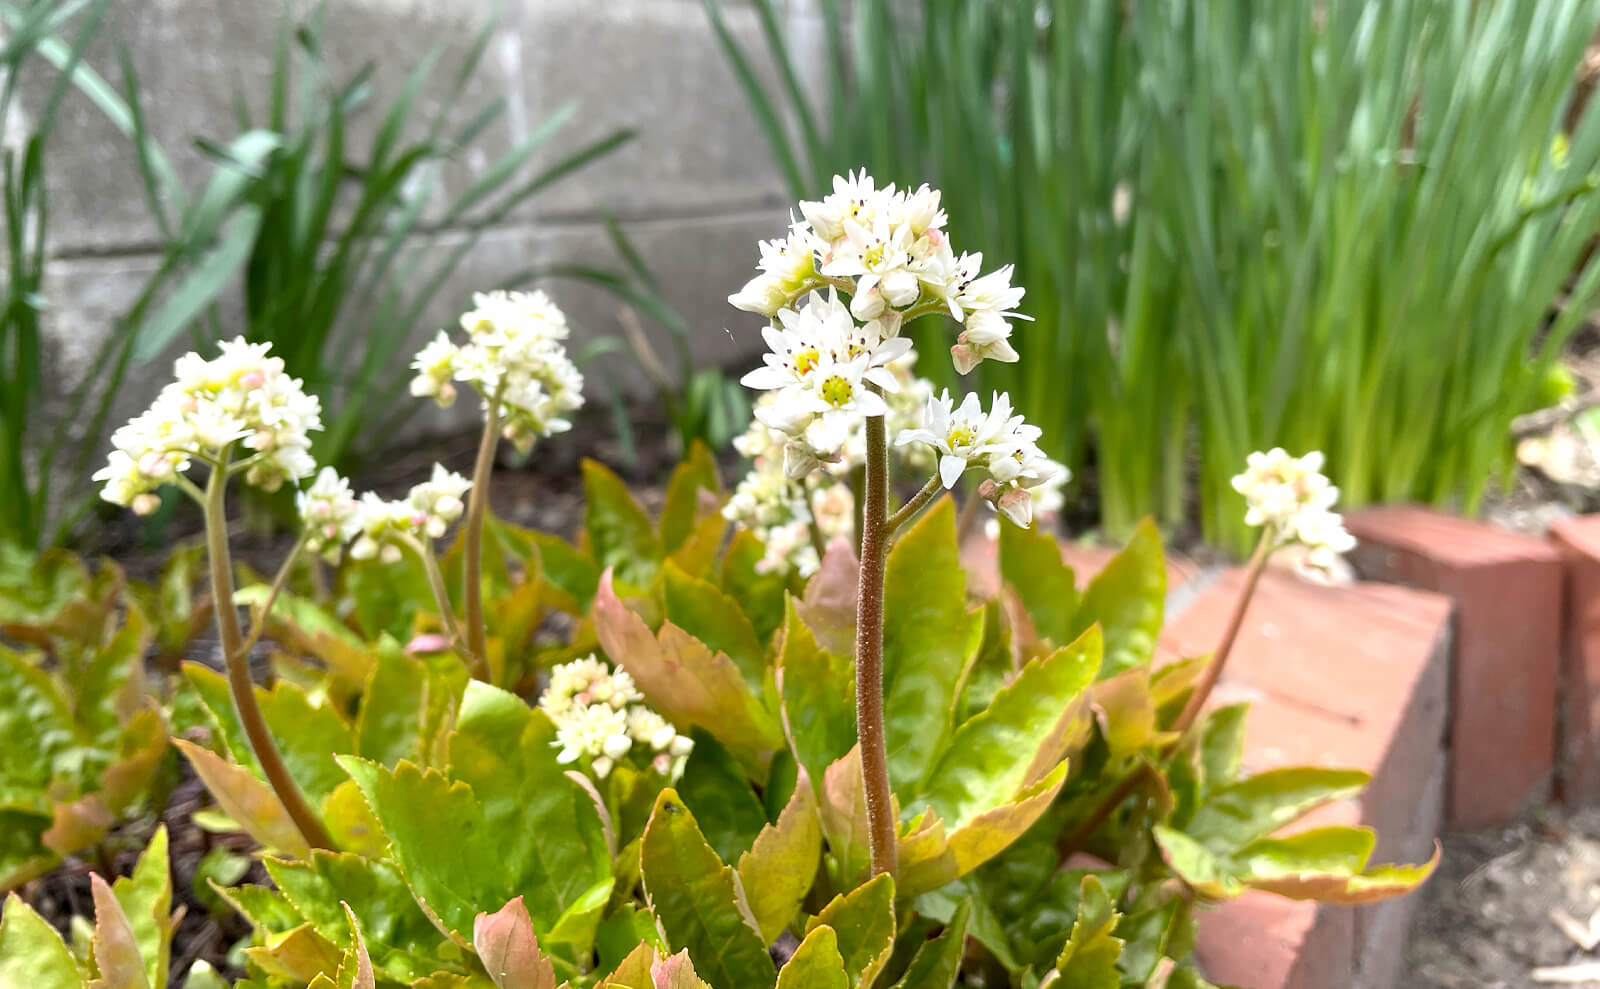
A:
539;656;693;779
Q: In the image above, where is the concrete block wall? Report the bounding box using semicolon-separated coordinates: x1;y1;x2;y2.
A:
14;0;812;467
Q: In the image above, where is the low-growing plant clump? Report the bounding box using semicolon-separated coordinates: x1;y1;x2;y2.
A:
0;173;1435;988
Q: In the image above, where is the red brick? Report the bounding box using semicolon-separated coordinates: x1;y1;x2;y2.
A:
1346;505;1562;828
1196;891;1353;989
1160;569;1451;864
1170;571;1449;988
1549;515;1600;802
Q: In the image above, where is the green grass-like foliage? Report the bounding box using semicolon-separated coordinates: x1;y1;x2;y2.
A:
709;0;1600;552
0;444;1436;986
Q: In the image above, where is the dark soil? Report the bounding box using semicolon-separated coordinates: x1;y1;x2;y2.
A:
1407;805;1600;988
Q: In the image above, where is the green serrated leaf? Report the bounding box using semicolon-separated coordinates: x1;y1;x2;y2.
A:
660;442;722;554
777;924;848;989
678;729;769;864
355;639;431;768
777;597;855;787
808;873;895;989
737;773;822;942
662;562;766;689
1185;768;1369;849
583;460;661;587
998;519;1077;647
0;645;81;802
0;893;83;988
882;499;985;799
639;790;777;989
445;683;613;941
111;825;172;989
1068;520;1165;679
890;898;969;989
1052;875;1122;989
264;851;444;981
921;627;1101;832
719;530;789;645
173;739;310;858
1198;704;1249;794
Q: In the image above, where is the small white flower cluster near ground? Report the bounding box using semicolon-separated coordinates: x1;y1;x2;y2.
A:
348;464;473;564
538;656;693;779
729;171;1060;540
1232;448;1357;572
410;289;585;452
297;468;363;561
95;337;322;513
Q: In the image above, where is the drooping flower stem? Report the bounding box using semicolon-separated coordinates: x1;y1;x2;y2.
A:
855;407;898;879
201;460;332;851
886;475;943;534
1171;527;1276;739
227;533;308;667
399;533;487;681
462;385;503;670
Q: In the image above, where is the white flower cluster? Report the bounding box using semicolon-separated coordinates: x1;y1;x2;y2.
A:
410;289;585;452
724;348;937;576
729;170;1027;374
896;391;1062;528
729;172;1061;532
538;656;693;779
348;464;472;564
95;338;321;512
297;467;363;561
1231;448;1357;572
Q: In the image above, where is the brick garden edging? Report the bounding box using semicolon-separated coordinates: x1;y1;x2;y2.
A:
966;505;1600;989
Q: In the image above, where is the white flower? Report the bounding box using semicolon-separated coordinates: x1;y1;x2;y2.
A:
95;337;321;507
410;289;585;452
408;464;472;539
409;330;459;407
540;656;684;779
895;390;999;488
729;225;819;317
297;468;362;560
1232;448;1355;570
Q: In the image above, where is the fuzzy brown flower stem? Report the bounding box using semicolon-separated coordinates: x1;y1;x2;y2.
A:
462;385;503;669
1170;527;1275;739
856;407;898;879
886;475;944;535
202;461;332;851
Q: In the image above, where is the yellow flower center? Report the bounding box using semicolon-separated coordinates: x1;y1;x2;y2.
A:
864;244;886;270
947;424;977;449
794;348;820;376
820;375;854;407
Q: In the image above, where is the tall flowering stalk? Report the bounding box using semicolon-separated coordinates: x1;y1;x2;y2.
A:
95;338;334;850
729;172;1058;878
410;289;585;668
1171;448;1356;736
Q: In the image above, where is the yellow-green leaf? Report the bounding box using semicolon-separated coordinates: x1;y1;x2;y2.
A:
807;873;895;989
1052;875;1122;989
889;899;970;989
1186;767;1369;848
660;441;722;554
662;562;766;690
882;499;985;799
737;773;823;942
777;598;855;787
921;627;1101;832
1068;520;1165;679
776;924;849;989
593;573;780;761
0;893;82;988
89;874;149;989
583;459;661;587
998;520;1077;647
639;790;776;989
174;739;310;858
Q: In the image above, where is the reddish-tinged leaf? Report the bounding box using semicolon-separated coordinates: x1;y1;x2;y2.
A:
173;738;311;857
795;538;859;656
474;896;556;989
651;949;715;989
90;874;150;989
